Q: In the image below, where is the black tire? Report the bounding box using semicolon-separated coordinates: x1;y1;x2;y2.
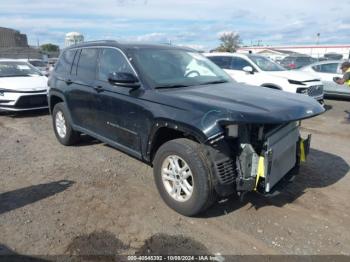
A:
153;138;216;216
52;102;80;146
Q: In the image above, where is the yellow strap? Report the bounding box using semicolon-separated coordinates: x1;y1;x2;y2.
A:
254;156;265;190
345;68;350;86
300;139;306;162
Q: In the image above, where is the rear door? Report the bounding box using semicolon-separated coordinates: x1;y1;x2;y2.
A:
311;62;348;95
66;48;99;132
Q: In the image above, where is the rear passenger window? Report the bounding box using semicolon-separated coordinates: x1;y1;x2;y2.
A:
77;48;98;80
55;49;76;74
231;57;252;70
312;63;339;73
207;56;232;69
98;48;133;82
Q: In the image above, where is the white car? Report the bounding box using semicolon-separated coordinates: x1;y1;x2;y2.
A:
17;59;48;76
299;60;350;98
205;53;324;103
0;59;48;111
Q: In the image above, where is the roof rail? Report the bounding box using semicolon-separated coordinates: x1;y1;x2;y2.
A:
80;40;118;44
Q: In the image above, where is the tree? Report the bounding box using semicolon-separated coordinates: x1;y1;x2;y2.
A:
215;32;241;52
40;43;59;52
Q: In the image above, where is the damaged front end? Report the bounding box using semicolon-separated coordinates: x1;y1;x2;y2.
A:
207;121;311;197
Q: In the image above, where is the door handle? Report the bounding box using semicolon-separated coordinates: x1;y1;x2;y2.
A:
65;78;73;85
94;85;104;92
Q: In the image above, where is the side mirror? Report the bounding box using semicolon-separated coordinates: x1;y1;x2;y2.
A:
243;66;254;74
108;72;140;88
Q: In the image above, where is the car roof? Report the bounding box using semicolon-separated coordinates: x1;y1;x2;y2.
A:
204;52;252;58
63;40;196;53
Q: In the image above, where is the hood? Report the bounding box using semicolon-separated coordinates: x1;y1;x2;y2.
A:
0;75;48;91
267;70;320;82
157;82;325;125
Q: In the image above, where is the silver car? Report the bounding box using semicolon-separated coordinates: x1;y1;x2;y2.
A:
300;60;350;98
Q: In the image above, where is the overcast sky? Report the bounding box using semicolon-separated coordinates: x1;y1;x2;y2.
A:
1;0;350;50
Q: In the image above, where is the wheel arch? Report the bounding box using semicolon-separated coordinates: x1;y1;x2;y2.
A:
49;92;65;114
146;120;207;164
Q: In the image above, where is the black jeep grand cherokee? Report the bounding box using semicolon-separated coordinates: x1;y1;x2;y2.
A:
48;41;324;216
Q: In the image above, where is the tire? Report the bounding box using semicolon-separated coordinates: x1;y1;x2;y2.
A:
153;138;216;216
52;102;80;146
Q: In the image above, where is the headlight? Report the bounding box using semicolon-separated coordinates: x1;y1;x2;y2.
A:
288;79;306;85
226;125;238;138
296;87;308;94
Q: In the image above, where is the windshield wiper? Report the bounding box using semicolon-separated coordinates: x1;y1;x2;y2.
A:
154;84;190;89
199;80;228;85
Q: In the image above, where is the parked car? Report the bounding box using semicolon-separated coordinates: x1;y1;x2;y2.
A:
0;59;48;111
48;41;324;216
280;54;316;69
323;53;343;60
299;60;350;98
28;59;48;76
17;59;47;76
205;53;324;103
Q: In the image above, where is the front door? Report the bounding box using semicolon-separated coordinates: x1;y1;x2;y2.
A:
93;47;149;157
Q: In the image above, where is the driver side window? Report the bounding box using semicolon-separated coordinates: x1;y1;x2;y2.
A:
98;48;133;82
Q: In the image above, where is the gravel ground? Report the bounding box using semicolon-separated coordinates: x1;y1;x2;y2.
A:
0;99;349;259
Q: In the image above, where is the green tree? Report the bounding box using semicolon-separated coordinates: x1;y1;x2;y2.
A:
40;43;59;52
216;32;241;52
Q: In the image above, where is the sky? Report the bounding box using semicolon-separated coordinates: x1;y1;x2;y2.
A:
1;0;350;50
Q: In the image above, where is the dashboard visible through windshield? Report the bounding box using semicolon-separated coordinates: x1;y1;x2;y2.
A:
0;61;42;77
131;48;232;88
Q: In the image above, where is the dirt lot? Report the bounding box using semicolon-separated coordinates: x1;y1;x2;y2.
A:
0;99;350;258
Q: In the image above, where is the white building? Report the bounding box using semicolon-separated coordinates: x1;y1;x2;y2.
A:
65;32;84;47
238;44;350;60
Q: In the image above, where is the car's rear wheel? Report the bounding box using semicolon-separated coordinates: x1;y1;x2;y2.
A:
153;138;216;216
52;102;80;145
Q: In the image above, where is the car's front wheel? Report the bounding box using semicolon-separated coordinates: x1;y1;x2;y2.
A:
153;138;216;216
52;102;80;146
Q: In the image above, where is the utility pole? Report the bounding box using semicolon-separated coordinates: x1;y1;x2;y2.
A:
316;33;320;59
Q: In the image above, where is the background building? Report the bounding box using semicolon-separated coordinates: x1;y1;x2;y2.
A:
0;27;43;59
0;27;28;48
65;32;84;47
238;45;350;60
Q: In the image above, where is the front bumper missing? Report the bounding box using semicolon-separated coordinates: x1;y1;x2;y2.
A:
236;123;312;194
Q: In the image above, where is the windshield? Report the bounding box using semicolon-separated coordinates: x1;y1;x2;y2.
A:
0;61;42;77
248;55;286;71
130;48;232;88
